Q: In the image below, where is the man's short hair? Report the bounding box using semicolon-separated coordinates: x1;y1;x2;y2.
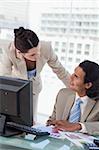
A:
14;27;39;53
79;60;99;99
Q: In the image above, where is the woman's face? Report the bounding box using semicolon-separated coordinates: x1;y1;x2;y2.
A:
16;43;40;61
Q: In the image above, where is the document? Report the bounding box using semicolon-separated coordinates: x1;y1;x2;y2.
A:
60;131;99;147
33;124;66;139
33;124;99;145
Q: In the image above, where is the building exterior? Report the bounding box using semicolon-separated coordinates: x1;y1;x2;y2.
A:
37;5;99;116
0;0;30;58
39;7;99;72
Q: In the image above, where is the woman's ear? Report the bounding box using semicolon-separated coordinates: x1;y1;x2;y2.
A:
16;49;24;60
85;82;92;89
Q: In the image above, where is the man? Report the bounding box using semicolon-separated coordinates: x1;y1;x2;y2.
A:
0;27;70;121
47;60;99;135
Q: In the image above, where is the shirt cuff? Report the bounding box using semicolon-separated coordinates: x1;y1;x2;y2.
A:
79;122;87;133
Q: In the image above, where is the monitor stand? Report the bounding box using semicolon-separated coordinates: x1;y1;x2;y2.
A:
0;114;22;137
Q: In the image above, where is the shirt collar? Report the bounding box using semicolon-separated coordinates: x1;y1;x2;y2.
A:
75;93;90;105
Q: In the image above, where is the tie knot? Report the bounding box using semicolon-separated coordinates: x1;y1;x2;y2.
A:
76;98;83;105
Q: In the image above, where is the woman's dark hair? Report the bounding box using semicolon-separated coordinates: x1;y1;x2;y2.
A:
14;27;39;53
79;60;99;99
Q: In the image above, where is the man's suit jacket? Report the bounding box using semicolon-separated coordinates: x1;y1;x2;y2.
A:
48;88;99;135
0;41;70;95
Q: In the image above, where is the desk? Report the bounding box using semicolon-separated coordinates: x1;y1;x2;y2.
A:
0;135;86;150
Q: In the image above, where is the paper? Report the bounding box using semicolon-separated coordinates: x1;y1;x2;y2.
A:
30;139;50;149
33;124;98;144
25;134;36;140
64;132;97;142
49;132;66;139
60;131;98;147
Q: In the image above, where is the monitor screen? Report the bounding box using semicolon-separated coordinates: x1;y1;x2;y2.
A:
0;76;33;136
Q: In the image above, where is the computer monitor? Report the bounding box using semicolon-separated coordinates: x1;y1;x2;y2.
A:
0;76;33;136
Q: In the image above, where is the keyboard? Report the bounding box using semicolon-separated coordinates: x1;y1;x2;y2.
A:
83;143;99;150
6;122;50;136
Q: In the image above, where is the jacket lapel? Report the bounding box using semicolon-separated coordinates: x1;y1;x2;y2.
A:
36;54;47;75
62;93;75;120
81;98;96;122
62;92;96;122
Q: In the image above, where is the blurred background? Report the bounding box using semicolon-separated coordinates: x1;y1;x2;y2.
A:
0;0;99;123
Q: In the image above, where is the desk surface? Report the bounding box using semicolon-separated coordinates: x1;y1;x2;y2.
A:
0;135;86;150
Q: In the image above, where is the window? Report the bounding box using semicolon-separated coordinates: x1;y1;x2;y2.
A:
55;41;59;46
77;50;81;54
68;57;72;62
54;48;58;52
69;49;73;54
62;48;65;52
84;51;89;55
85;44;90;50
62;42;66;47
76;58;80;63
61;56;65;61
77;43;82;50
70;43;74;48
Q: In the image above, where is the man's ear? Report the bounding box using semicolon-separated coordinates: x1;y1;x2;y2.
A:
85;82;92;89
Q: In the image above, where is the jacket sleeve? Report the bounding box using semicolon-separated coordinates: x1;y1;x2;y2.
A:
82;100;99;135
47;88;67;121
0;47;12;76
84;121;99;135
47;43;70;87
0;43;27;79
48;90;61;120
47;94;58;121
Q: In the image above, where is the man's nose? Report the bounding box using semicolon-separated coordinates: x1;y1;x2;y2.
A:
70;74;74;80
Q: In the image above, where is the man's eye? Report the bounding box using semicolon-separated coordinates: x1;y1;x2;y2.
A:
31;54;35;56
74;74;78;78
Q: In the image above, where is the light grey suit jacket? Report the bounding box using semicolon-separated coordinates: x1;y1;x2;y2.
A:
49;88;99;135
0;40;70;118
0;41;70;95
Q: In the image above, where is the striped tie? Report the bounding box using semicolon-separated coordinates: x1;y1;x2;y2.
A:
68;98;82;123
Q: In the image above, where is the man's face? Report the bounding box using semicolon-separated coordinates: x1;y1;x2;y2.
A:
69;66;87;96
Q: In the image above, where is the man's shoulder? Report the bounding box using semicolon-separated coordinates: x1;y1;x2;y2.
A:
58;88;75;96
56;88;75;105
59;88;74;93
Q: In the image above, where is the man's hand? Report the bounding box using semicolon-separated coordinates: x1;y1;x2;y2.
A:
48;120;82;132
46;119;55;126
